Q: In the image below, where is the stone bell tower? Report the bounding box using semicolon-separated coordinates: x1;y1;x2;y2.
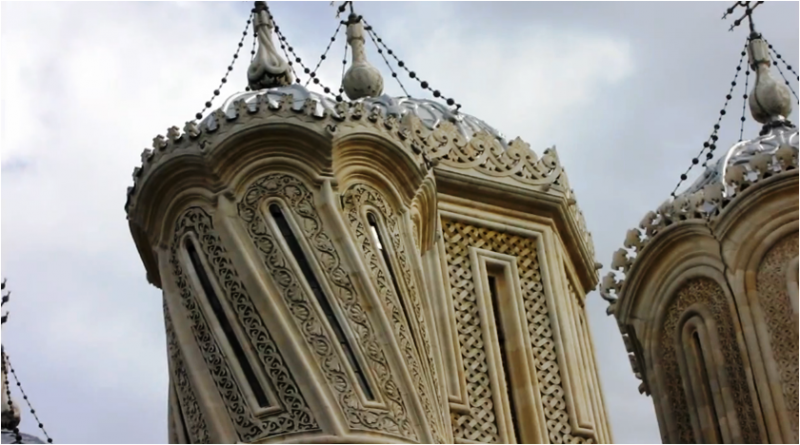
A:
126;2;612;443
600;26;799;445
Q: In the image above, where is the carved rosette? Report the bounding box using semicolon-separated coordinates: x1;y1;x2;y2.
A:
169;207;318;442
341;183;446;443
236;173;416;440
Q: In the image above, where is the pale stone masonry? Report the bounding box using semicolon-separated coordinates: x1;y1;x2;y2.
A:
125;4;613;442
601;33;799;444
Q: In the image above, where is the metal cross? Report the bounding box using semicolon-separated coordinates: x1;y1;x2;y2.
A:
722;1;764;32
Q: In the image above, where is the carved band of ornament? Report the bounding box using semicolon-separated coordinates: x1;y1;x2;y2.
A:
125;92;566;215
170;207;319;442
164;302;211;444
235;173;416;440
600;147;799;315
341;183;445;443
442;220;593;444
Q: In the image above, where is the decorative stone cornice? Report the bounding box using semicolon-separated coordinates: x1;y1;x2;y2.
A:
126;87;597;289
600;142;798;317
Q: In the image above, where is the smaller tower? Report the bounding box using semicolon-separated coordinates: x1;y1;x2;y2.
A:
601;16;798;445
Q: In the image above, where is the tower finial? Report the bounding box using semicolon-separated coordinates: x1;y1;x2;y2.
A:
247;1;293;90
745;24;793;124
342;10;383;100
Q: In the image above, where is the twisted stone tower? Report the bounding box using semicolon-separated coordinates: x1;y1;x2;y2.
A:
126;3;612;443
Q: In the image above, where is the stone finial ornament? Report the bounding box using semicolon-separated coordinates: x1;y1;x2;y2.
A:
247;1;293;90
747;33;793;123
342;13;384;100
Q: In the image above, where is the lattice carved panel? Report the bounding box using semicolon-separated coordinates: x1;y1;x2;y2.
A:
164;301;210;444
170;207;318;442
757;232;799;441
342;183;445;443
442;219;591;444
236;174;415;440
659;278;759;443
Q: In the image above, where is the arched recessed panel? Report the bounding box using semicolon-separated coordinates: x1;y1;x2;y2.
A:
657;278;758;443
756;232;799;441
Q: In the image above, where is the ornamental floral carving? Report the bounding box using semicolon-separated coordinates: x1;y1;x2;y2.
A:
164;301;210;444
341;183;445;443
236;173;415;440
169;207;318;442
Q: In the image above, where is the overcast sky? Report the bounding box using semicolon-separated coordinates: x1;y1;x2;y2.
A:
1;1;797;444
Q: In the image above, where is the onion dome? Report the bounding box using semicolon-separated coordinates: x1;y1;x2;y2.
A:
599;31;799;316
342;13;384;100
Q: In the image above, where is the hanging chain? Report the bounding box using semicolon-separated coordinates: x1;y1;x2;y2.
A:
194;12;254;120
739;67;751;141
670;42;748;197
339;38;349;100
723;1;764;31
364;22;410;97
305;21;345;87
2;348;23;444
764;39;800;105
265;5;342;101
3;351;53;443
362;19;462;110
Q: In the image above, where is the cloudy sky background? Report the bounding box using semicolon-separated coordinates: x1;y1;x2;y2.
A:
1;1;797;443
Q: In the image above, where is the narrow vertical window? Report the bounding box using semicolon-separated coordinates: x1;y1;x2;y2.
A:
367;212;421;356
269;204;375;401
488;274;522;442
185;238;270;407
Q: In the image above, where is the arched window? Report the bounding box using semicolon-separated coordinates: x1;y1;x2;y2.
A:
184;237;270;408
269;204;375;401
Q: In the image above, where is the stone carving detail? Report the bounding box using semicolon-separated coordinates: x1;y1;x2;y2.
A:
236;173;415;440
601;141;798;315
659;278;759;443
341;183;445;443
170;207;318;442
756;232;799;441
442;219;590;444
164;301;210;444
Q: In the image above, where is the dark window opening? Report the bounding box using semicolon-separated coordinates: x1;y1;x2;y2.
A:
186;239;270;408
488;274;521;442
693;331;722;442
367;213;422;358
269;204;375;401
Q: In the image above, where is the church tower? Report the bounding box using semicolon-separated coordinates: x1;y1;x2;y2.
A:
600;8;798;444
125;3;612;443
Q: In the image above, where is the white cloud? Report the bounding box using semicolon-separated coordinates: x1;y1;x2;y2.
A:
0;0;680;445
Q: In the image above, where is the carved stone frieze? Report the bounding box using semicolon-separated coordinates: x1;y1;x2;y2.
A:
756;232;799;441
164;301;211;444
341;183;445;443
658;278;759;443
601;147;799;314
442;219;593;444
236;173;415;440
170;207;318;442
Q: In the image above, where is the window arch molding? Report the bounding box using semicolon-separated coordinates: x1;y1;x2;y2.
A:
674;304;737;443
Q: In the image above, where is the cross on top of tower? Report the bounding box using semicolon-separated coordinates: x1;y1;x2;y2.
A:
722;0;764;32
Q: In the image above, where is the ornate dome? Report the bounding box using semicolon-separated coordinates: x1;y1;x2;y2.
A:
203;84;510;148
680;123;798;199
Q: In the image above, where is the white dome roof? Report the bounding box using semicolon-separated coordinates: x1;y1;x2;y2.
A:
202;84;512;148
